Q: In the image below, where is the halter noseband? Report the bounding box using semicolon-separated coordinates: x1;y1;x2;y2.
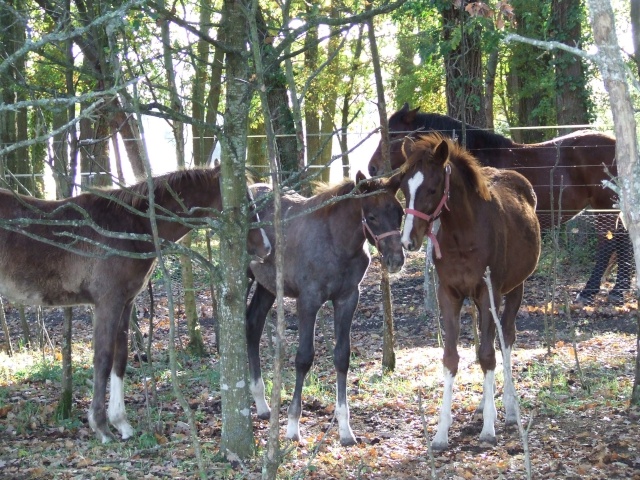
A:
361;210;401;257
404;163;451;259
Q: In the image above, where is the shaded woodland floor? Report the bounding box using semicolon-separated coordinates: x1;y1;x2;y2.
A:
0;249;639;479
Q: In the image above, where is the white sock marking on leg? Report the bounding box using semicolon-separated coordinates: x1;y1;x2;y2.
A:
433;367;454;447
250;378;270;417
479;369;497;442
108;371;134;439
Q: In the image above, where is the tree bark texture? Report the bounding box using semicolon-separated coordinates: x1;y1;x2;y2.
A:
218;0;255;459
441;2;486;130
550;0;590;128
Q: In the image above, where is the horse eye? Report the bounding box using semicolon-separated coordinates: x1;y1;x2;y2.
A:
367;214;377;222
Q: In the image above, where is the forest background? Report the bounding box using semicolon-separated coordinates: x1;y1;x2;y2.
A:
1;0;640;478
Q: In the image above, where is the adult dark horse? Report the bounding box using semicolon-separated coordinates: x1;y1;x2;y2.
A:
369;103;631;303
392;134;541;449
0;167;271;443
246;172;405;446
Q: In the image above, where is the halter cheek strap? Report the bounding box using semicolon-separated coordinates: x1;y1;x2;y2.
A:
361;210;401;257
404;163;451;259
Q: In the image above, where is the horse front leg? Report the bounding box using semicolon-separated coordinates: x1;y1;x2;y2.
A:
432;290;463;451
332;289;360;446
286;298;322;442
246;283;275;419
108;300;135;440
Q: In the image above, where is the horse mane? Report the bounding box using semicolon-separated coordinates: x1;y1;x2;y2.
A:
409;111;516;150
402;133;491;201
92;166;222;210
311;179;357;210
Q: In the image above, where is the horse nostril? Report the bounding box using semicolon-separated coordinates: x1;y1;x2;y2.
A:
368;165;377;177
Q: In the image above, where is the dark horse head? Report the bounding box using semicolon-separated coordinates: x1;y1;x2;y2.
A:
368;103;513;177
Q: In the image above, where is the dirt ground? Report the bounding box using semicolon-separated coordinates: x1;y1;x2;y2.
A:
0;249;639;479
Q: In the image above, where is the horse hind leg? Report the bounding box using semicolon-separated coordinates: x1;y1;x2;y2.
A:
499;284;523;426
88;304;121;443
286;299;322;443
108;301;135;440
332;291;360;446
609;225;633;304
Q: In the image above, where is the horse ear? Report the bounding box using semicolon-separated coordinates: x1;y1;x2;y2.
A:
354;171;369;194
405;105;421;122
434;139;450;166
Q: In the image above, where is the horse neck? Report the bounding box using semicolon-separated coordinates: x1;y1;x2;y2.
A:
439;166;480;231
152;187;222;242
322;197;366;253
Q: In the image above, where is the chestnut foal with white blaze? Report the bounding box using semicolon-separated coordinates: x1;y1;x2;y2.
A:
246;172;405;446
0;167;271;443
393;134;541;449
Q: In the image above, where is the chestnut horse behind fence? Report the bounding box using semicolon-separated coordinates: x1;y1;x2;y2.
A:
369;103;631;304
246;172;405;446
392;134;541;449
0;167;271;443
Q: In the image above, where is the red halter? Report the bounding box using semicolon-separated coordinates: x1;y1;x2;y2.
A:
404;163;451;259
361;210;401;257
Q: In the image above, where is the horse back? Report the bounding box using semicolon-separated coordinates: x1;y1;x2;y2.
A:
249;185;369;301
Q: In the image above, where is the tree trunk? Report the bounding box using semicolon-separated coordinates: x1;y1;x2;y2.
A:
550;0;590;129
181;234;205;356
586;0;640;406
217;0;255;459
366;5;396;373
304;16;320;192
441;2;486;131
255;7;298;181
339;25;365;178
484;48;499;130
192;0;213;168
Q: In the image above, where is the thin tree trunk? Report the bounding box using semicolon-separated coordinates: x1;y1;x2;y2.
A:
366;5;396;373
484;48;499;130
248;3;286;476
181;234;205;355
57;307;73;418
0;297;12;356
339;25;365;178
18;306;30;348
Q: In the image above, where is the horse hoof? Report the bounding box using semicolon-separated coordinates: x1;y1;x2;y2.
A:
575;291;596;305
431;440;448;451
478;433;497;446
607;290;625;305
340;435;358;447
257;411;271;421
